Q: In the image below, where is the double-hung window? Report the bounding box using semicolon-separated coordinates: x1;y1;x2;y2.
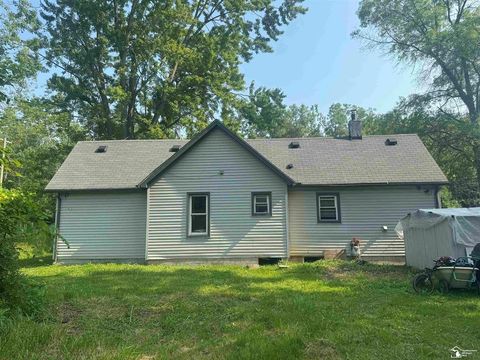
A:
252;192;271;216
188;193;209;236
317;193;341;222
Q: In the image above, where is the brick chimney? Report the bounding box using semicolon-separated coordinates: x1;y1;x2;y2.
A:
348;109;362;140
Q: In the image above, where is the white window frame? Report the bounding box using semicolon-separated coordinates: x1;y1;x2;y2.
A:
317;193;340;222
252;192;271;216
188;193;209;236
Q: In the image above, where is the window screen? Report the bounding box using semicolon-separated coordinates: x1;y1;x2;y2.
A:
252;192;271;215
317;194;340;222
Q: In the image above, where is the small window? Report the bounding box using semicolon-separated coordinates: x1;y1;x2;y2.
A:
317;193;340;222
188;193;209;236
252;192;271;216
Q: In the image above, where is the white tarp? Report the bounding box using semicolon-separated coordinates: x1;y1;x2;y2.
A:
396;208;480;248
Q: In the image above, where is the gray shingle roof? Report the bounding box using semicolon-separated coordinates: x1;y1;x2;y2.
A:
46;139;188;191
45;133;447;191
247;135;447;186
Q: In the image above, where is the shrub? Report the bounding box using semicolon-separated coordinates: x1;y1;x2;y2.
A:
0;188;47;317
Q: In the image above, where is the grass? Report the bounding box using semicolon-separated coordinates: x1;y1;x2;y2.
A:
1;260;479;360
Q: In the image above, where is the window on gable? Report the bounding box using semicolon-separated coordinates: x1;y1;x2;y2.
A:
252;192;271;216
188;193;209;236
317;193;341;222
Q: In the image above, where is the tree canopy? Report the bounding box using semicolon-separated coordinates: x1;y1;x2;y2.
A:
238;84;323;138
354;0;480;197
40;0;306;139
0;0;42;102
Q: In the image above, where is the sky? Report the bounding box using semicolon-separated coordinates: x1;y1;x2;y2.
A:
241;0;420;114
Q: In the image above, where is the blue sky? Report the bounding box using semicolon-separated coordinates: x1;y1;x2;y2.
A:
241;0;419;113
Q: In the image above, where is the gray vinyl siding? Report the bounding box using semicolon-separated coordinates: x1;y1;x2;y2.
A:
56;191;147;261
147;128;288;260
288;186;436;258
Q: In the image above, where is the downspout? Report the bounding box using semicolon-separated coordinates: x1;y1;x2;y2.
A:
145;186;150;264
285;186;289;259
53;194;61;262
434;186;441;209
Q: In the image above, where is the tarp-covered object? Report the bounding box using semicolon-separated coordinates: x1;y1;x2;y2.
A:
396;208;480;247
396;208;480;269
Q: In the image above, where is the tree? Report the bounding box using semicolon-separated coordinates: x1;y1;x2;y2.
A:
0;0;42;103
354;0;480;190
0;98;86;238
239;84;287;137
282;104;323;138
40;0;306;140
239;84;323;138
0;98;85;193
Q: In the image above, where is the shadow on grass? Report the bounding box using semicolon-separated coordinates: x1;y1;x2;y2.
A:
18;255;53;268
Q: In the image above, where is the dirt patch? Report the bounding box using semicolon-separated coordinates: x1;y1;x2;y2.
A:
58;302;83;334
321;270;354;281
59;302;82;323
134;306;166;320
320;264;408;282
179;346;192;353
304;338;342;360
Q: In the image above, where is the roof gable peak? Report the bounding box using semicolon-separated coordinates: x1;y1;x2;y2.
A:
137;120;295;188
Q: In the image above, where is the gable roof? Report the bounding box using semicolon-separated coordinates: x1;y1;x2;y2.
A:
137;120;295;187
45;122;448;192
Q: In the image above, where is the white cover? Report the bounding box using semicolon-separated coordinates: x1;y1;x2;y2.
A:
396;208;480;247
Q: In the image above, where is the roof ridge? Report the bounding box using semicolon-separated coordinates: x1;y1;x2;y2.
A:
77;133;420;144
77;139;189;143
246;133;419;141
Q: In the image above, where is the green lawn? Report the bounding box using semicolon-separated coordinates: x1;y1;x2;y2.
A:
1;260;479;360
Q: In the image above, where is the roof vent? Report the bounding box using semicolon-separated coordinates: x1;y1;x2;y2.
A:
286;164;294;169
169;145;181;152
289;141;300;149
95;145;107;153
385;138;398;146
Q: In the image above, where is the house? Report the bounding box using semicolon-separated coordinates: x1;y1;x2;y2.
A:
46;118;448;264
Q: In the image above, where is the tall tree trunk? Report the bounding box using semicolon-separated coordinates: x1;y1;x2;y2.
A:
473;145;480;190
123;72;138;139
100;94;113;139
125;102;135;139
469;111;480;191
